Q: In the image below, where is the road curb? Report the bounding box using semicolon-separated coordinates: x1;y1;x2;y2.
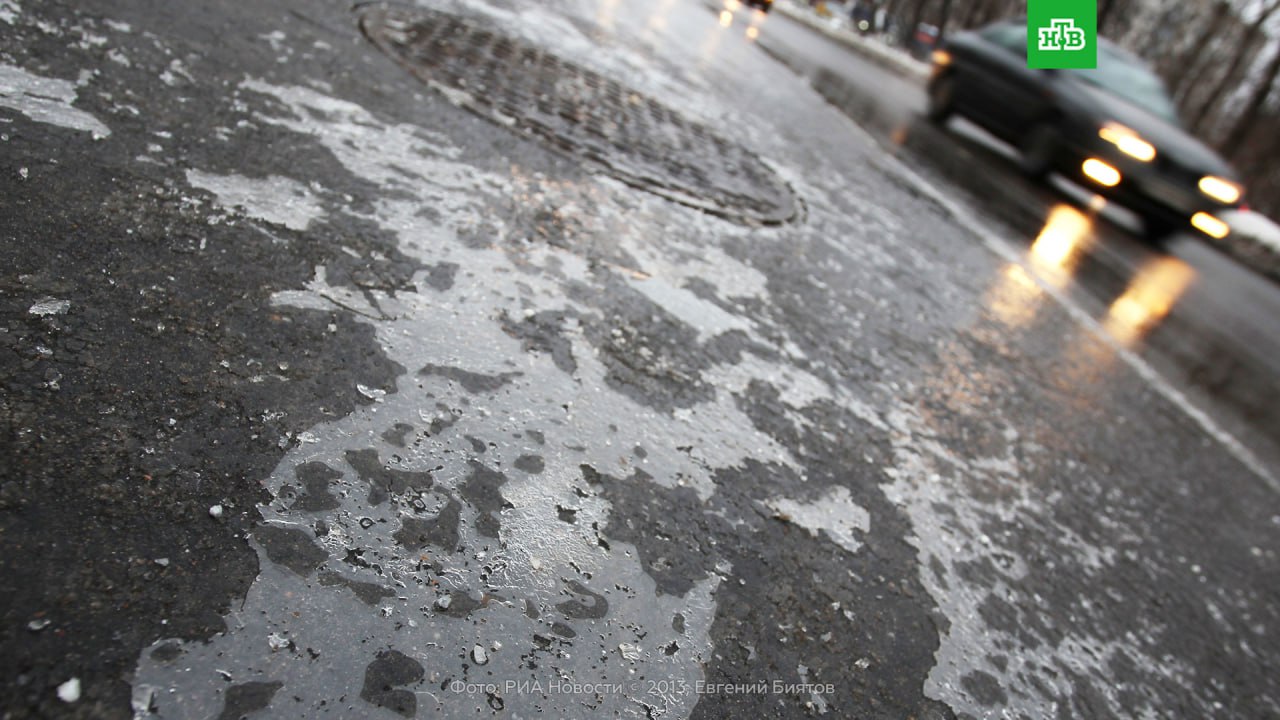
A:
770;1;930;84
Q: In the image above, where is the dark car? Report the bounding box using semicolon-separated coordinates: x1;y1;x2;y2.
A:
745;0;773;12
926;20;1243;239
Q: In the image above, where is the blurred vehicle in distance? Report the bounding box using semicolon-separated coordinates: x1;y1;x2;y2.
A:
926;20;1244;240
848;1;877;33
745;0;774;12
909;22;939;59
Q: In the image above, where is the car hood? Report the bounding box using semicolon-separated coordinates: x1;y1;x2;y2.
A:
1073;82;1235;177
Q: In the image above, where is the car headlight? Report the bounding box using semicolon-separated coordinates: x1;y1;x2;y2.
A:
931;49;952;67
1191;212;1230;239
1098;122;1156;162
1197;175;1242;205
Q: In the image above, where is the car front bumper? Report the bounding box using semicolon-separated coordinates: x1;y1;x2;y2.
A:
1059;142;1236;238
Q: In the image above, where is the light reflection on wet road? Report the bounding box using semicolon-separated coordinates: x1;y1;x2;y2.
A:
1027;204;1097;290
1104;255;1197;347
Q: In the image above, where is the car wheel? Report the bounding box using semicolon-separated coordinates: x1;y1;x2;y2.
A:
1018;123;1059;179
925;74;955;124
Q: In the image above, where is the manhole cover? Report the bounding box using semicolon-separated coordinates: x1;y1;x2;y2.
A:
358;3;798;225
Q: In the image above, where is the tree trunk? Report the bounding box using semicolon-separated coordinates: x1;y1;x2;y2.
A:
1168;1;1232;97
1097;0;1117;36
901;0;932;46
958;0;985;28
976;0;1009;28
991;0;1012;24
935;0;954;40
1220;42;1280;157
1188;2;1279;132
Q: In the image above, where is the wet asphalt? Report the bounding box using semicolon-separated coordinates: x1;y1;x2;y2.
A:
1;1;1278;719
754;5;1280;475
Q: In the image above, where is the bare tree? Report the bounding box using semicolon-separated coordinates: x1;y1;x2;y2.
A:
1168;0;1234;97
1221;41;1280;156
879;0;907;20
1150;1;1233;84
900;0;932;45
1188;0;1280;132
986;0;1021;25
957;0;989;29
1098;0;1118;34
935;0;955;39
1241;110;1280;215
1101;0;1149;43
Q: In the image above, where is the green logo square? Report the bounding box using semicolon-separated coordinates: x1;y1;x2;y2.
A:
1027;0;1096;69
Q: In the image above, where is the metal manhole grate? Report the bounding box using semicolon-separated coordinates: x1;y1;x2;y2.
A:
358;3;798;225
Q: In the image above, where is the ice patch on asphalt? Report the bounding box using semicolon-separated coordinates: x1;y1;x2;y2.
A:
132;74;835;717
706;353;831;410
619;225;771;301
0;0;20;25
239;79;482;197
764;486;869;554
185;170;324;231
133;285;725;716
28;297;71;316
0;63;111;137
882;402;1194;718
627;274;753;341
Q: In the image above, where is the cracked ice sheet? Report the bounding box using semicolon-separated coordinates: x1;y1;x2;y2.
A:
132;76;842;717
0;63;111;137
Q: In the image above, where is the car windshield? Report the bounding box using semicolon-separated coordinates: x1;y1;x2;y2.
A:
1069;47;1181;124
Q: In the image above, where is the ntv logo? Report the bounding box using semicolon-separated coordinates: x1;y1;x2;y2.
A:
1027;0;1096;69
1038;18;1087;51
